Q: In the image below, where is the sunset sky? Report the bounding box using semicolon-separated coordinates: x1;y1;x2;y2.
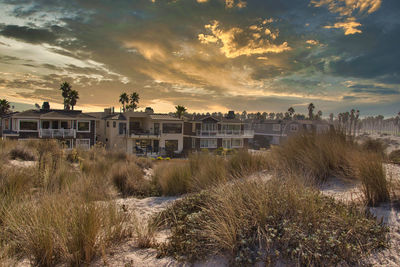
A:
0;0;399;116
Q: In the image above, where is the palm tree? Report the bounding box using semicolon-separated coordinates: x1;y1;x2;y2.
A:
127;92;140;111
288;107;295;118
175;105;187;118
60;82;72;110
316;110;322;120
119;92;129;112
0;99;10;116
69;90;79;110
353;110;360;136
308;103;315;120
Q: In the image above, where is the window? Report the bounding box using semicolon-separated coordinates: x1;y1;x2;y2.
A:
200;138;217;148
77;121;90;132
19;120;38;131
52;121;59;129
42;121;50;129
290;124;299;132
119;122;126;135
192;123;196;133
222;124;241;131
113;121;116;128
272;124;281;131
4;119;9;130
60;121;69;129
162;123;182;134
232;139;243;148
222;139;231;149
61;139;73;149
165;140;179;151
154;123;160;134
192;138;196;148
107;121;109;127
202;123;217;131
76;139;90;150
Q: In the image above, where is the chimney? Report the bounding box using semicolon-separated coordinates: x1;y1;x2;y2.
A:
112;107;115;114
104;108;111;115
42;102;50;110
227;110;235;119
145;107;154;114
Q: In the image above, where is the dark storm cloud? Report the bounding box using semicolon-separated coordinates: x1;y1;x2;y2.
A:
0;24;57;44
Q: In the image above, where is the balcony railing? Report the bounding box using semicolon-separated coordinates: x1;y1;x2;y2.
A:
196;130;254;137
129;129;160;138
39;129;76;138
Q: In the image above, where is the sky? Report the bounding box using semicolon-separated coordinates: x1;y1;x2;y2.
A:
0;0;399;116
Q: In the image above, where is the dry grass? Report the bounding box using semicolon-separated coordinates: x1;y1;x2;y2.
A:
269;130;390;206
0;140;139;266
152;150;268;196
389;149;400;164
154;178;388;266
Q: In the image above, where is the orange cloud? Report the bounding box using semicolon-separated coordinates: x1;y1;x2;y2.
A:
324;18;362;35
198;20;291;58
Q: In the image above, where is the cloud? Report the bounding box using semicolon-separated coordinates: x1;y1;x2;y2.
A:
349;84;399;95
198;20;291;58
0;24;57;44
311;0;382;35
324;17;362;35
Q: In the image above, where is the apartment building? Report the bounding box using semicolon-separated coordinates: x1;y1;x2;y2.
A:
183;111;254;153
89;108;183;155
1;104;96;149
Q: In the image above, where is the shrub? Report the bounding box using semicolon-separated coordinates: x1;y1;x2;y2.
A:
361;138;387;157
155;179;388;266
227;150;268;178
2;194;132;266
111;162;154;197
9;146;36;161
389;149;400;164
354;152;390;206
153;162;191;196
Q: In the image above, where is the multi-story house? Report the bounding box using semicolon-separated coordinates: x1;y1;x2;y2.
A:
250;119;332;149
1;103;96;149
89;107;184;155
183;111;254;153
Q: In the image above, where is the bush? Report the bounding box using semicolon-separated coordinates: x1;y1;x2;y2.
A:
153;162;191;196
227;150;268;178
111;162;154;197
154;179;388;266
361;138;387;157
389;149;400;164
2;194;132;266
9;146;36;161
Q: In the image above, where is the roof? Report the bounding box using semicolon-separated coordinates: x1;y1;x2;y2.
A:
189;115;242;123
11;109;96;120
149;114;182;121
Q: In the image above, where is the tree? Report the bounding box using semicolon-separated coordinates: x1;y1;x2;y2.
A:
308;103;315;120
268;112;275;120
35;103;40;109
175;105;187;118
316;110;322;120
329;113;334;123
288;107;295;118
60;82;72;110
119;92;129;112
126;92;140;111
69;90;79;110
0;99;11;116
353;110;360;136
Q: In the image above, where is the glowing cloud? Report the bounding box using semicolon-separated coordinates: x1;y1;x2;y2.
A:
324;18;362;35
198;20;291;58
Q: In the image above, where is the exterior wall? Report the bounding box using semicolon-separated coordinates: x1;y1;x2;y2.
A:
105;119;128;151
75;120;96;148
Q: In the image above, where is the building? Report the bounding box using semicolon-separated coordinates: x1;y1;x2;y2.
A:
250;119;332;149
183;111;254;153
89;108;184;156
1;105;96;149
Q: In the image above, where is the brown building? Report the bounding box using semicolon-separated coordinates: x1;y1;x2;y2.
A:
183;111;254;153
1;105;96;149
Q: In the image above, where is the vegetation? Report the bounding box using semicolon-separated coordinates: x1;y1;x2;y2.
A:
389;149;400;164
154;179;388;266
59;82;79;110
175;105;187;118
0;99;10;116
268;129;390;205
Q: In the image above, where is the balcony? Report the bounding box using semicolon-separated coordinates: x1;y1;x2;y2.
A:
196;129;254;138
39;129;76;138
129;129;160;139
